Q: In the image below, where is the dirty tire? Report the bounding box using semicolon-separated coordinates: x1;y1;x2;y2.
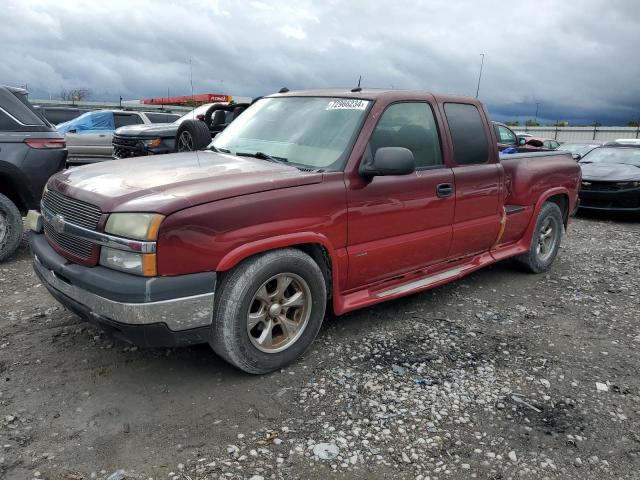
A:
210;249;327;374
0;193;23;262
175;119;212;152
515;202;563;273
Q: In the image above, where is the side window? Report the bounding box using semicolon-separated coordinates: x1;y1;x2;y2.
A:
498;126;517;145
0;109;18;130
145;112;179;123
444;103;489;165
368;102;442;169
114;114;144;128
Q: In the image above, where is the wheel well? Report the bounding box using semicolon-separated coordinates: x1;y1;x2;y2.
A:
546;193;569;228
218;243;335;301
0;175;25;213
295;243;333;300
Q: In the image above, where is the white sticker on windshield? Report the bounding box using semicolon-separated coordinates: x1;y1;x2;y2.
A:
326;99;369;110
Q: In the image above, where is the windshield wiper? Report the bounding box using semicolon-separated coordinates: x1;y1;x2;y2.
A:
236;151;289;163
210;145;230;153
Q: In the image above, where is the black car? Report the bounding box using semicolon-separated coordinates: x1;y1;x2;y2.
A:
112;102;249;158
578;144;640;213
0;86;67;261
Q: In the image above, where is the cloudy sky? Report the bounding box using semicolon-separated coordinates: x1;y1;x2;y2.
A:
2;0;639;125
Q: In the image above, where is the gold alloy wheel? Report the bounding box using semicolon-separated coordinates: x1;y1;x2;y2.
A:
536;216;558;261
246;273;312;353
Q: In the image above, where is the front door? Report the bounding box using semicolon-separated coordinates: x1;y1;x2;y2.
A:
346;102;455;290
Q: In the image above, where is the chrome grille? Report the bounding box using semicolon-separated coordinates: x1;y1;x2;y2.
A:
44;222;94;258
42;189;102;260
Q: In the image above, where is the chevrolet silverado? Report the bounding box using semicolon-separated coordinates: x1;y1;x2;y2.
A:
28;89;581;373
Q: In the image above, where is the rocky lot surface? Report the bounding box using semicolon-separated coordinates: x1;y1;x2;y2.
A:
1;214;639;480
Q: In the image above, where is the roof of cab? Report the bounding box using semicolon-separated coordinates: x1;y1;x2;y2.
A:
267;88;480;104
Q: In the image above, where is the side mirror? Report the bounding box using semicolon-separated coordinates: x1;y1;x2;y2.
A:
360;147;415;178
68;128;77;134
518;137;526;145
572;153;581;161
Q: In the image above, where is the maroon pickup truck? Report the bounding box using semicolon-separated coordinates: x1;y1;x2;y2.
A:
28;89;581;374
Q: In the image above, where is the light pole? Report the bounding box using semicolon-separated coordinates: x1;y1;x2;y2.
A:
475;53;485;98
534;103;540;124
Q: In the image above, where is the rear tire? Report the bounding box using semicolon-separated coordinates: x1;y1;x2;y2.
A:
175;120;212;152
515;202;563;273
0;193;23;262
210;249;327;374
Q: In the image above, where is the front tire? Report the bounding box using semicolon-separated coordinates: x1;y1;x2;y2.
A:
210;249;327;374
0;193;23;262
515;202;563;273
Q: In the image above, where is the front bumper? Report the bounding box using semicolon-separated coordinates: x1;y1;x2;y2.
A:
578;186;640;212
30;233;216;347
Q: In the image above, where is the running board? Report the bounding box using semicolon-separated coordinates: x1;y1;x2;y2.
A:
375;264;472;298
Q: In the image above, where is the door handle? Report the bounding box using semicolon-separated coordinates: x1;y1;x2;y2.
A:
436;183;454;198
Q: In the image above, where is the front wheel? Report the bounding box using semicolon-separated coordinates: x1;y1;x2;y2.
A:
515;202;563;273
210;249;327;374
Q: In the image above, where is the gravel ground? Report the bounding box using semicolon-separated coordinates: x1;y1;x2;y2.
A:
1;214;639;480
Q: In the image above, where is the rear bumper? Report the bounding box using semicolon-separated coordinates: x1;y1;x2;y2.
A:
30;233;216;347
578;187;640;212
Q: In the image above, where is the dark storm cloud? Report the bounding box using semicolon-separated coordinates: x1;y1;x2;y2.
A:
1;0;639;124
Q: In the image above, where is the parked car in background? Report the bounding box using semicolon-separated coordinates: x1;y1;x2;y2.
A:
605;139;640;146
112;102;249;158
558;140;603;160
578;144;640;213
34;106;91;124
57;109;181;165
29;89;580;373
0;86;67;261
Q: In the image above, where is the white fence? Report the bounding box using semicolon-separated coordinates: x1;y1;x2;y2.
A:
513;126;640;142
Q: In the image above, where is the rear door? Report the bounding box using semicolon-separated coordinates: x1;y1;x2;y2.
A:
442;102;503;258
346;101;455;289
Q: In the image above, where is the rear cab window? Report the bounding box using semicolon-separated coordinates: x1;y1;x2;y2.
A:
145;112;180;123
114;113;144;128
444;103;490;165
495;124;517;145
0;88;49;131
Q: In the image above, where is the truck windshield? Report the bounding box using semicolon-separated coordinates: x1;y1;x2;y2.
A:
211;97;371;170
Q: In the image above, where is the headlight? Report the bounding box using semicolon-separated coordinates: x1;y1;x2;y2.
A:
100;247;157;276
105;213;164;241
100;213;164;276
143;138;162;148
615;181;640;188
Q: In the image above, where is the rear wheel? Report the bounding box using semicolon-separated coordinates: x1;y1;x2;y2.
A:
515;202;563;273
0;193;23;262
175;120;212;152
210;249;327;374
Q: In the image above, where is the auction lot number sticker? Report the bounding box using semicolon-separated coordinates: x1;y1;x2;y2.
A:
326;99;369;110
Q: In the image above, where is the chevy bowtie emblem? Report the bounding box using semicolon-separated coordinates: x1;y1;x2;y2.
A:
582;181;591;187
51;214;65;234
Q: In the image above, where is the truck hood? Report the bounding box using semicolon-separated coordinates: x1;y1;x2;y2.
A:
49;150;323;214
115;123;179;138
580;163;640;182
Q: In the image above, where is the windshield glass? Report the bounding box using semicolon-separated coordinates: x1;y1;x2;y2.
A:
211;96;371;170
174;103;216;124
559;143;600;156
580;147;640;167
